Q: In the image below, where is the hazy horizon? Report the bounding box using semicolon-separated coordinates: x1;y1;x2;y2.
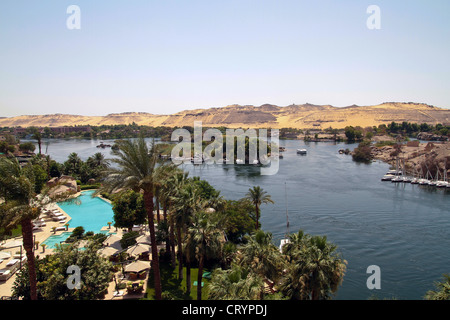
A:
1;1;450;117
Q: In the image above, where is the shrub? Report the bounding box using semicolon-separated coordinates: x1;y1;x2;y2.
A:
352;141;373;163
120;231;140;249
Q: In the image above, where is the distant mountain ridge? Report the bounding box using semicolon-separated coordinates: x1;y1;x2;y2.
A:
1;102;449;129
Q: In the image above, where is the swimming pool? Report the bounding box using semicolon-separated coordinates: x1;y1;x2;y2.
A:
57;190;114;233
42;190;115;249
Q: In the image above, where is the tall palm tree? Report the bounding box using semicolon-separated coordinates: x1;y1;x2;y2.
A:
188;211;224;300
99;137;163;300
161;170;189;268
244;186;274;230
30;127;42;155
0;158;37;299
172;182;205;280
0;158;71;300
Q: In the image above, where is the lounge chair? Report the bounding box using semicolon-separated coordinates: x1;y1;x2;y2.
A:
0;269;12;281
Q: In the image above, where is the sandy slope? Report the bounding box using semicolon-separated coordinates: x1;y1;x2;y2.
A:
1;102;449;129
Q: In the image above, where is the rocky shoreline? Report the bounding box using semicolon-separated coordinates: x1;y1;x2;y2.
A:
370;141;450;176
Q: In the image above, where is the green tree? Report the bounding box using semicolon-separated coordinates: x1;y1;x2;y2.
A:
237;230;283;283
0;158;71;300
244;186;274;230
222;198;257;243
425;274;450;300
280;233;347;300
19;142;36;153
187;211;224;300
99;137;163;300
12;240;113;300
112;190;147;231
208;264;263;300
29;127;42;155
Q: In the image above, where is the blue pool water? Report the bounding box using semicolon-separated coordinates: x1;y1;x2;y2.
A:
57;190;114;233
42;190;114;249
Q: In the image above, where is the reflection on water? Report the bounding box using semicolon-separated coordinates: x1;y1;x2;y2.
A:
28;138;450;300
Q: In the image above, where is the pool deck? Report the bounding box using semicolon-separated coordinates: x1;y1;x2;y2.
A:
0;190;159;300
0;191;119;298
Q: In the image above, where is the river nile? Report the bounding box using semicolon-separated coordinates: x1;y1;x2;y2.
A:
29;138;450;300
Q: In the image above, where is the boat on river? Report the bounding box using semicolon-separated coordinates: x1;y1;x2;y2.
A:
297;149;307;155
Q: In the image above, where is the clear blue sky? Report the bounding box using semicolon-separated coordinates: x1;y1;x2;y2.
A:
1;0;449;117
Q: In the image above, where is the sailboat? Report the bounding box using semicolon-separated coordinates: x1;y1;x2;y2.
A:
279;182;290;252
436;165;449;188
391;158;403;183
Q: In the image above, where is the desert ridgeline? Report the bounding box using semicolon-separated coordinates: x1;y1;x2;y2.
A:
1;102;449;130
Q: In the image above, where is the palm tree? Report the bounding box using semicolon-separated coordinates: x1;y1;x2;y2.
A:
0;159;37;299
208;264;263;300
171;180;205;280
30;127;42;155
425;274;450;300
188;211;224;300
86;152;108;170
0;158;71;300
280;234;347;300
244;186;274;230
99;137;163;300
237;230;283;283
161;170;189;268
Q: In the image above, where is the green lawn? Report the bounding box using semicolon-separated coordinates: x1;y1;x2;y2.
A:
144;260;210;300
0;225;22;240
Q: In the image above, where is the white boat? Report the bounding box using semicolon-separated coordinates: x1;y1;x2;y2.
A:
279;238;290;252
252;159;259;165
386;169;402;176
381;174;394;181
297;149;307;155
418;178;430;185
410;177;419;184
235;159;244;164
391;175;403;183
436;165;448;188
402;176;412;183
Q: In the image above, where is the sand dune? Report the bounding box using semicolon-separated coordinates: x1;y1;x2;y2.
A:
1;102;449;129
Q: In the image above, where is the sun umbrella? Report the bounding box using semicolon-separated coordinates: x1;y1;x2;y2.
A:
126;243;150;256
103;234;122;250
124;261;151;273
135;234;151;245
99;247;119;257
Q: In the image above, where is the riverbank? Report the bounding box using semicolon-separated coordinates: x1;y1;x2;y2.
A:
370;141;450;175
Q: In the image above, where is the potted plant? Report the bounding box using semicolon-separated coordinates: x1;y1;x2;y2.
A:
41;243;47;253
107;222;112;229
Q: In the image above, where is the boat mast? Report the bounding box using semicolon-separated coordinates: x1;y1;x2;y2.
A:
285;181;290;237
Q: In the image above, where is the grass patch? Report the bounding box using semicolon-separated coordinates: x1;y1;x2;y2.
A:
374;140;396;147
143;260;210;300
0;225;22;240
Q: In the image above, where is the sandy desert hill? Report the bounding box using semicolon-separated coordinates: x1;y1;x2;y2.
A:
1;102;449;129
